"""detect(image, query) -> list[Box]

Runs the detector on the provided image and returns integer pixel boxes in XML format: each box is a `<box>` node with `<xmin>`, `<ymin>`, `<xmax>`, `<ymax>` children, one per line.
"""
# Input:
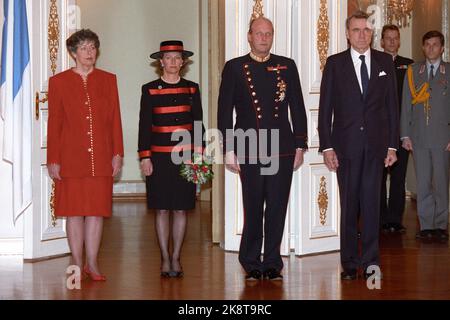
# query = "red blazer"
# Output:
<box><xmin>47</xmin><ymin>68</ymin><xmax>124</xmax><ymax>177</ymax></box>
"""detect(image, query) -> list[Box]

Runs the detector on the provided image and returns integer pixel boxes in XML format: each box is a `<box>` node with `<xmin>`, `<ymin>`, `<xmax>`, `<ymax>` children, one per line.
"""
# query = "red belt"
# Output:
<box><xmin>143</xmin><ymin>145</ymin><xmax>204</xmax><ymax>154</ymax></box>
<box><xmin>152</xmin><ymin>124</ymin><xmax>192</xmax><ymax>133</ymax></box>
<box><xmin>149</xmin><ymin>87</ymin><xmax>196</xmax><ymax>95</ymax></box>
<box><xmin>151</xmin><ymin>144</ymin><xmax>194</xmax><ymax>153</ymax></box>
<box><xmin>153</xmin><ymin>105</ymin><xmax>191</xmax><ymax>114</ymax></box>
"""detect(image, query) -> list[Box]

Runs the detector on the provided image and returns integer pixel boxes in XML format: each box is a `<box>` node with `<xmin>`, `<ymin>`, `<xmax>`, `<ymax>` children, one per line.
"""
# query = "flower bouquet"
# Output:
<box><xmin>180</xmin><ymin>152</ymin><xmax>214</xmax><ymax>185</ymax></box>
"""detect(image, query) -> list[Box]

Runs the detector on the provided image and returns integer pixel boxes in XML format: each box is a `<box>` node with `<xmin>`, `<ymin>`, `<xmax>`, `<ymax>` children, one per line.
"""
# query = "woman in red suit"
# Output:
<box><xmin>47</xmin><ymin>29</ymin><xmax>124</xmax><ymax>281</ymax></box>
<box><xmin>138</xmin><ymin>41</ymin><xmax>204</xmax><ymax>277</ymax></box>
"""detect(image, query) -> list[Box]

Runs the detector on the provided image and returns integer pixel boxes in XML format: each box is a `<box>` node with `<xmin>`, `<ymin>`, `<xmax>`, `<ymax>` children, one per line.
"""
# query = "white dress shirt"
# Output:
<box><xmin>426</xmin><ymin>58</ymin><xmax>441</xmax><ymax>79</ymax></box>
<box><xmin>350</xmin><ymin>47</ymin><xmax>371</xmax><ymax>94</ymax></box>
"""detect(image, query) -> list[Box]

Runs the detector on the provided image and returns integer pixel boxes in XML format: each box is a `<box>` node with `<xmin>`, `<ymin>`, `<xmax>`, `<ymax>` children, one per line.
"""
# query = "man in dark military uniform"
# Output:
<box><xmin>379</xmin><ymin>24</ymin><xmax>414</xmax><ymax>233</ymax></box>
<box><xmin>218</xmin><ymin>17</ymin><xmax>308</xmax><ymax>281</ymax></box>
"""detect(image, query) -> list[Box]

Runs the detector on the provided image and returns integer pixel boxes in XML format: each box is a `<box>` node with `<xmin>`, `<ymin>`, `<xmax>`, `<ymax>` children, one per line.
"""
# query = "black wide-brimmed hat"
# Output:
<box><xmin>150</xmin><ymin>40</ymin><xmax>194</xmax><ymax>59</ymax></box>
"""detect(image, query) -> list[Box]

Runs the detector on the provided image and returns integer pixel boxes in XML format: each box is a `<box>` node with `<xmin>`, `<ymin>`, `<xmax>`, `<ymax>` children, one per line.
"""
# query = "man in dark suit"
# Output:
<box><xmin>318</xmin><ymin>11</ymin><xmax>399</xmax><ymax>280</ymax></box>
<box><xmin>218</xmin><ymin>17</ymin><xmax>308</xmax><ymax>281</ymax></box>
<box><xmin>379</xmin><ymin>25</ymin><xmax>414</xmax><ymax>233</ymax></box>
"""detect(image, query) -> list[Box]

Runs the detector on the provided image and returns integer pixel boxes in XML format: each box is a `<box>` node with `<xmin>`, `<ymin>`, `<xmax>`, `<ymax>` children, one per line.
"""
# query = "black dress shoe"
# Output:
<box><xmin>416</xmin><ymin>229</ymin><xmax>434</xmax><ymax>239</ymax></box>
<box><xmin>363</xmin><ymin>266</ymin><xmax>383</xmax><ymax>280</ymax></box>
<box><xmin>245</xmin><ymin>270</ymin><xmax>262</xmax><ymax>281</ymax></box>
<box><xmin>357</xmin><ymin>231</ymin><xmax>361</xmax><ymax>239</ymax></box>
<box><xmin>434</xmin><ymin>229</ymin><xmax>449</xmax><ymax>241</ymax></box>
<box><xmin>340</xmin><ymin>269</ymin><xmax>357</xmax><ymax>280</ymax></box>
<box><xmin>263</xmin><ymin>268</ymin><xmax>283</xmax><ymax>281</ymax></box>
<box><xmin>391</xmin><ymin>223</ymin><xmax>406</xmax><ymax>233</ymax></box>
<box><xmin>382</xmin><ymin>223</ymin><xmax>406</xmax><ymax>233</ymax></box>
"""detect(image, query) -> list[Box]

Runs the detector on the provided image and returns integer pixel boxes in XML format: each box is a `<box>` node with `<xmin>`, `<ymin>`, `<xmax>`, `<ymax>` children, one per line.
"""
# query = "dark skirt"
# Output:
<box><xmin>146</xmin><ymin>153</ymin><xmax>196</xmax><ymax>210</ymax></box>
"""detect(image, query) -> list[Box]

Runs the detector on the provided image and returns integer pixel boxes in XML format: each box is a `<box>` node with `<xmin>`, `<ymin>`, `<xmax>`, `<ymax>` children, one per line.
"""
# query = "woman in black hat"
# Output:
<box><xmin>138</xmin><ymin>41</ymin><xmax>205</xmax><ymax>278</ymax></box>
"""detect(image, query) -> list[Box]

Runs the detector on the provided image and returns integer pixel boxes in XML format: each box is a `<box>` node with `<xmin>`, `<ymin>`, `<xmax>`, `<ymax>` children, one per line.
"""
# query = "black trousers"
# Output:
<box><xmin>238</xmin><ymin>156</ymin><xmax>294</xmax><ymax>273</ymax></box>
<box><xmin>380</xmin><ymin>145</ymin><xmax>409</xmax><ymax>225</ymax></box>
<box><xmin>337</xmin><ymin>146</ymin><xmax>384</xmax><ymax>270</ymax></box>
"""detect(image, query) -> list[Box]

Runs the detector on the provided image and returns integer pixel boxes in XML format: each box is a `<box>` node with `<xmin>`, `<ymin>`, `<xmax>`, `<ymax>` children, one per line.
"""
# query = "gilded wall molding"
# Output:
<box><xmin>48</xmin><ymin>0</ymin><xmax>60</xmax><ymax>76</ymax></box>
<box><xmin>317</xmin><ymin>176</ymin><xmax>328</xmax><ymax>226</ymax></box>
<box><xmin>50</xmin><ymin>183</ymin><xmax>57</xmax><ymax>227</ymax></box>
<box><xmin>443</xmin><ymin>0</ymin><xmax>449</xmax><ymax>62</ymax></box>
<box><xmin>48</xmin><ymin>0</ymin><xmax>59</xmax><ymax>226</ymax></box>
<box><xmin>317</xmin><ymin>0</ymin><xmax>329</xmax><ymax>72</ymax></box>
<box><xmin>252</xmin><ymin>0</ymin><xmax>264</xmax><ymax>21</ymax></box>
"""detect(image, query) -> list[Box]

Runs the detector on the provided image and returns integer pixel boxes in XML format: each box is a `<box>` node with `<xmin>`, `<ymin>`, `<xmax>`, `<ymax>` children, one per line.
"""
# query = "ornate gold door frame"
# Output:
<box><xmin>443</xmin><ymin>0</ymin><xmax>449</xmax><ymax>62</ymax></box>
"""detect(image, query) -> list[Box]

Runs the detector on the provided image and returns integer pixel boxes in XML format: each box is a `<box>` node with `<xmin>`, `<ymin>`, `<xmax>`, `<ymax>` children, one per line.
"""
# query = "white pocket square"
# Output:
<box><xmin>379</xmin><ymin>71</ymin><xmax>387</xmax><ymax>77</ymax></box>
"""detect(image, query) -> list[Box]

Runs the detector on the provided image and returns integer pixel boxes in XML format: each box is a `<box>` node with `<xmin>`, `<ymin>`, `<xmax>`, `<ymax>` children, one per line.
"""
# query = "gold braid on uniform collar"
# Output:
<box><xmin>250</xmin><ymin>52</ymin><xmax>271</xmax><ymax>63</ymax></box>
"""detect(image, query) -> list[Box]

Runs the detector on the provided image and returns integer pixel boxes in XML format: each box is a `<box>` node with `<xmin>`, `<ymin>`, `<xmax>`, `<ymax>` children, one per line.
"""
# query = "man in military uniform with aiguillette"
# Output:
<box><xmin>401</xmin><ymin>30</ymin><xmax>450</xmax><ymax>241</ymax></box>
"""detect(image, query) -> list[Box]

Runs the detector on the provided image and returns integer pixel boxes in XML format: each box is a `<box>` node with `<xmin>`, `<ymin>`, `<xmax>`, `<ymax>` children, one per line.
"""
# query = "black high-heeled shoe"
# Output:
<box><xmin>160</xmin><ymin>271</ymin><xmax>171</xmax><ymax>278</ymax></box>
<box><xmin>169</xmin><ymin>270</ymin><xmax>184</xmax><ymax>278</ymax></box>
<box><xmin>170</xmin><ymin>259</ymin><xmax>183</xmax><ymax>278</ymax></box>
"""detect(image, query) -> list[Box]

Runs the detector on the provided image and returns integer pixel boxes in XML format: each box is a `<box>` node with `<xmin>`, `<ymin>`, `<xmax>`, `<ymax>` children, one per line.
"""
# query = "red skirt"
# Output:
<box><xmin>54</xmin><ymin>177</ymin><xmax>113</xmax><ymax>217</ymax></box>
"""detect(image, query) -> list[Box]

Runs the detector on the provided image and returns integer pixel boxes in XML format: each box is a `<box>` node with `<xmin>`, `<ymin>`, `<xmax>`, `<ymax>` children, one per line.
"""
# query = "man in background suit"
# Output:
<box><xmin>380</xmin><ymin>25</ymin><xmax>414</xmax><ymax>233</ymax></box>
<box><xmin>401</xmin><ymin>30</ymin><xmax>450</xmax><ymax>241</ymax></box>
<box><xmin>318</xmin><ymin>11</ymin><xmax>398</xmax><ymax>280</ymax></box>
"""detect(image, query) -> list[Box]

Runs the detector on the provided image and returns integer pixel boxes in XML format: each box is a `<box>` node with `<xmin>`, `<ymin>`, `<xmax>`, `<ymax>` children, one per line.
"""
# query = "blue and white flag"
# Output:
<box><xmin>0</xmin><ymin>0</ymin><xmax>32</xmax><ymax>224</ymax></box>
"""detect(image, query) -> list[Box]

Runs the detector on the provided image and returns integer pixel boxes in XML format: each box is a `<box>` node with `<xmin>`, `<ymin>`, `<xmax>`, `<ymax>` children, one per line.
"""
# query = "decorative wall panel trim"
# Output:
<box><xmin>309</xmin><ymin>165</ymin><xmax>339</xmax><ymax>239</ymax></box>
<box><xmin>49</xmin><ymin>183</ymin><xmax>56</xmax><ymax>227</ymax></box>
<box><xmin>317</xmin><ymin>176</ymin><xmax>328</xmax><ymax>225</ymax></box>
<box><xmin>317</xmin><ymin>0</ymin><xmax>330</xmax><ymax>71</ymax></box>
<box><xmin>443</xmin><ymin>0</ymin><xmax>449</xmax><ymax>62</ymax></box>
<box><xmin>41</xmin><ymin>167</ymin><xmax>66</xmax><ymax>241</ymax></box>
<box><xmin>48</xmin><ymin>0</ymin><xmax>60</xmax><ymax>76</ymax></box>
<box><xmin>252</xmin><ymin>0</ymin><xmax>264</xmax><ymax>20</ymax></box>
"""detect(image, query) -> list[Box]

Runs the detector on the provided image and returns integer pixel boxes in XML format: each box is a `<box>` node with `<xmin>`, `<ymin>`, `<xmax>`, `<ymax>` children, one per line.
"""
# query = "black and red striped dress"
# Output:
<box><xmin>138</xmin><ymin>78</ymin><xmax>204</xmax><ymax>210</ymax></box>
